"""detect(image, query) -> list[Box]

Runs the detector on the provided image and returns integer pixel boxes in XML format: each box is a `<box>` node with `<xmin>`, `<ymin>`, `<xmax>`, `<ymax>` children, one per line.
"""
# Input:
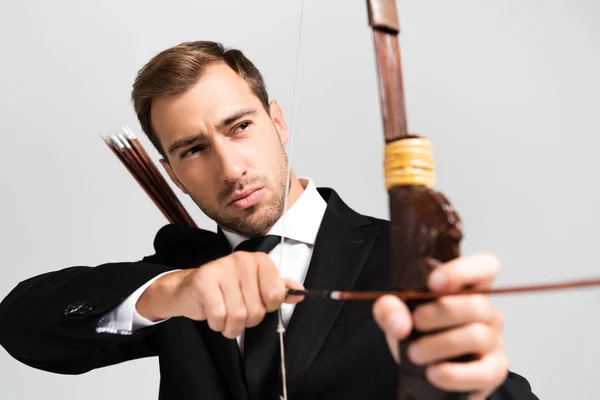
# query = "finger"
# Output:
<box><xmin>218</xmin><ymin>272</ymin><xmax>248</xmax><ymax>339</ymax></box>
<box><xmin>425</xmin><ymin>350</ymin><xmax>508</xmax><ymax>393</ymax></box>
<box><xmin>372</xmin><ymin>295</ymin><xmax>413</xmax><ymax>363</ymax></box>
<box><xmin>408</xmin><ymin>322</ymin><xmax>500</xmax><ymax>366</ymax></box>
<box><xmin>256</xmin><ymin>253</ymin><xmax>286</xmax><ymax>312</ymax></box>
<box><xmin>428</xmin><ymin>253</ymin><xmax>500</xmax><ymax>293</ymax></box>
<box><xmin>238</xmin><ymin>257</ymin><xmax>265</xmax><ymax>328</ymax></box>
<box><xmin>283</xmin><ymin>278</ymin><xmax>305</xmax><ymax>304</ymax></box>
<box><xmin>413</xmin><ymin>294</ymin><xmax>504</xmax><ymax>332</ymax></box>
<box><xmin>197</xmin><ymin>276</ymin><xmax>227</xmax><ymax>333</ymax></box>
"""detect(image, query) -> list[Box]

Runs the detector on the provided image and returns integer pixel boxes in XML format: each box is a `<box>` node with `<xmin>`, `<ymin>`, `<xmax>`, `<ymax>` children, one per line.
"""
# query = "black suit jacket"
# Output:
<box><xmin>0</xmin><ymin>188</ymin><xmax>538</xmax><ymax>399</ymax></box>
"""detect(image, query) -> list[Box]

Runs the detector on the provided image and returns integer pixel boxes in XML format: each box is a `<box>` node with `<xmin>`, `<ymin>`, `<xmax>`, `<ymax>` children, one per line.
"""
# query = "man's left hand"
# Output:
<box><xmin>372</xmin><ymin>253</ymin><xmax>509</xmax><ymax>400</ymax></box>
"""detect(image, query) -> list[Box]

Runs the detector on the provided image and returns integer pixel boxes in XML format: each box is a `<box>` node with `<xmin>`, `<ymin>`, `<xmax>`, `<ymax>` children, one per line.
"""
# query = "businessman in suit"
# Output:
<box><xmin>0</xmin><ymin>41</ymin><xmax>538</xmax><ymax>399</ymax></box>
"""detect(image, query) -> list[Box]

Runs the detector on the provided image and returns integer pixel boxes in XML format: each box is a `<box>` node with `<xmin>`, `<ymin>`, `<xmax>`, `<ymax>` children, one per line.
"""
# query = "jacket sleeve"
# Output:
<box><xmin>489</xmin><ymin>371</ymin><xmax>540</xmax><ymax>399</ymax></box>
<box><xmin>96</xmin><ymin>269</ymin><xmax>181</xmax><ymax>334</ymax></box>
<box><xmin>0</xmin><ymin>254</ymin><xmax>176</xmax><ymax>375</ymax></box>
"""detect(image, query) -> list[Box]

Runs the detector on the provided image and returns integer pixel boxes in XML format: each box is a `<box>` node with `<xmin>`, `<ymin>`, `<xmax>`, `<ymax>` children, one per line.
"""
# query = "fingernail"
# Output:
<box><xmin>387</xmin><ymin>313</ymin><xmax>407</xmax><ymax>336</ymax></box>
<box><xmin>429</xmin><ymin>270</ymin><xmax>447</xmax><ymax>291</ymax></box>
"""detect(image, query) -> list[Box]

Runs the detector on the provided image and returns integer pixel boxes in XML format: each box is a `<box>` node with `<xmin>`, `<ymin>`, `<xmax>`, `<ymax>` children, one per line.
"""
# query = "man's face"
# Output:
<box><xmin>151</xmin><ymin>62</ymin><xmax>290</xmax><ymax>237</ymax></box>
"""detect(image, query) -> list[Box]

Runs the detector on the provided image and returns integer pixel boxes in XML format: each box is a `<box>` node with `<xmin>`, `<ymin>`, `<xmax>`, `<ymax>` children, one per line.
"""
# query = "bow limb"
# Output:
<box><xmin>365</xmin><ymin>1</ymin><xmax>471</xmax><ymax>399</ymax></box>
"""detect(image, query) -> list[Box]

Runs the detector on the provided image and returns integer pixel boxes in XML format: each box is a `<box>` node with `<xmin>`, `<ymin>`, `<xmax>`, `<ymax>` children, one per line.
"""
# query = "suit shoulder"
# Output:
<box><xmin>151</xmin><ymin>224</ymin><xmax>222</xmax><ymax>266</ymax></box>
<box><xmin>364</xmin><ymin>215</ymin><xmax>390</xmax><ymax>229</ymax></box>
<box><xmin>358</xmin><ymin>213</ymin><xmax>390</xmax><ymax>238</ymax></box>
<box><xmin>153</xmin><ymin>223</ymin><xmax>216</xmax><ymax>248</ymax></box>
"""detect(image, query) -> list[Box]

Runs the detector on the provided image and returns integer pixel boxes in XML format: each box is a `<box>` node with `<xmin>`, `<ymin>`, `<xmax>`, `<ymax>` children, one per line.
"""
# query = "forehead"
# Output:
<box><xmin>150</xmin><ymin>62</ymin><xmax>262</xmax><ymax>144</ymax></box>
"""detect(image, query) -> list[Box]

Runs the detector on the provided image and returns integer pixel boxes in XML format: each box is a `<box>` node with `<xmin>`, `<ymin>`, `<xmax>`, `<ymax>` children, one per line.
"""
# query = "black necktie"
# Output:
<box><xmin>233</xmin><ymin>235</ymin><xmax>282</xmax><ymax>400</ymax></box>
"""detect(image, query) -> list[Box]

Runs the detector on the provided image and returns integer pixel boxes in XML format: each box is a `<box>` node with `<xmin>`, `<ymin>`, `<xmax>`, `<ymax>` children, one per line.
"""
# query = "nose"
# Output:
<box><xmin>213</xmin><ymin>139</ymin><xmax>246</xmax><ymax>183</ymax></box>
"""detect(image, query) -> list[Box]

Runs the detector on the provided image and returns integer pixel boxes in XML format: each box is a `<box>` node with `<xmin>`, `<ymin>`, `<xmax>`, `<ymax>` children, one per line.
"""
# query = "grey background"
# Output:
<box><xmin>1</xmin><ymin>0</ymin><xmax>598</xmax><ymax>398</ymax></box>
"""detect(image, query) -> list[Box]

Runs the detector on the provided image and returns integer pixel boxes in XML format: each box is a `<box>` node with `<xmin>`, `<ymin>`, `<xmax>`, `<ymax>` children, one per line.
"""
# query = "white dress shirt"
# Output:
<box><xmin>96</xmin><ymin>177</ymin><xmax>327</xmax><ymax>347</ymax></box>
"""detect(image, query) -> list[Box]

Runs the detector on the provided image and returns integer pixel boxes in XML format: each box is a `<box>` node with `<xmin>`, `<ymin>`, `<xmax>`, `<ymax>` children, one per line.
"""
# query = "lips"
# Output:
<box><xmin>227</xmin><ymin>187</ymin><xmax>264</xmax><ymax>209</ymax></box>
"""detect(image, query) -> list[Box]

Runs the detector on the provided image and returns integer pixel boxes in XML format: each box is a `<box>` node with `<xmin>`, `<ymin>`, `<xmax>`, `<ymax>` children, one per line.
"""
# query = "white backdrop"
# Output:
<box><xmin>1</xmin><ymin>0</ymin><xmax>599</xmax><ymax>399</ymax></box>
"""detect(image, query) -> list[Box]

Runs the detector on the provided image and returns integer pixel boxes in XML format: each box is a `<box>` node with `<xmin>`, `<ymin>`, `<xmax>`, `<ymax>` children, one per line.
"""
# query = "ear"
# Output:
<box><xmin>160</xmin><ymin>158</ymin><xmax>189</xmax><ymax>195</ymax></box>
<box><xmin>269</xmin><ymin>99</ymin><xmax>288</xmax><ymax>145</ymax></box>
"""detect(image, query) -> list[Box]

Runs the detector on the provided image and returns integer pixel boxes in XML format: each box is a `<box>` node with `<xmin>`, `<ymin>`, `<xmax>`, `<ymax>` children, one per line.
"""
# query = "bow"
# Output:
<box><xmin>365</xmin><ymin>0</ymin><xmax>469</xmax><ymax>398</ymax></box>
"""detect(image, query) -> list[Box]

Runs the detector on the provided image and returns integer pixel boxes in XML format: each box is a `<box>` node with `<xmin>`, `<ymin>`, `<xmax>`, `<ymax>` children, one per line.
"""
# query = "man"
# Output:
<box><xmin>0</xmin><ymin>41</ymin><xmax>537</xmax><ymax>400</ymax></box>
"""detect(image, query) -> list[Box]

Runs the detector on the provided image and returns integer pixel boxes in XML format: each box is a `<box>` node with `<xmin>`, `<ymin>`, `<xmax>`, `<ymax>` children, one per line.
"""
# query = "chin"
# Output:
<box><xmin>242</xmin><ymin>205</ymin><xmax>281</xmax><ymax>231</ymax></box>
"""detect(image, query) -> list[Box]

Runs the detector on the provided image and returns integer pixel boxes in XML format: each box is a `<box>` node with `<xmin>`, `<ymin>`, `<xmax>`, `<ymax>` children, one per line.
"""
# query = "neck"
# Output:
<box><xmin>252</xmin><ymin>169</ymin><xmax>304</xmax><ymax>236</ymax></box>
<box><xmin>284</xmin><ymin>169</ymin><xmax>305</xmax><ymax>212</ymax></box>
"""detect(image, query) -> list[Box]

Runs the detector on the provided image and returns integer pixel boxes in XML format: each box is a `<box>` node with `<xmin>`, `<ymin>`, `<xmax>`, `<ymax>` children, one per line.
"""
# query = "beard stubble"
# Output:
<box><xmin>189</xmin><ymin>143</ymin><xmax>290</xmax><ymax>238</ymax></box>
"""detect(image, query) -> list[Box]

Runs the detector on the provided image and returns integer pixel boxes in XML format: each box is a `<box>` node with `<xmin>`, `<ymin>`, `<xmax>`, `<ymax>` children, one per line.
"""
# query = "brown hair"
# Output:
<box><xmin>131</xmin><ymin>41</ymin><xmax>270</xmax><ymax>157</ymax></box>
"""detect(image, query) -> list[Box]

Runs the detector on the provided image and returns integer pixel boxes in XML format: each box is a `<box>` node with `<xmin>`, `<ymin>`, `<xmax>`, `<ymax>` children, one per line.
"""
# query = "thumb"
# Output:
<box><xmin>372</xmin><ymin>295</ymin><xmax>413</xmax><ymax>363</ymax></box>
<box><xmin>283</xmin><ymin>278</ymin><xmax>305</xmax><ymax>304</ymax></box>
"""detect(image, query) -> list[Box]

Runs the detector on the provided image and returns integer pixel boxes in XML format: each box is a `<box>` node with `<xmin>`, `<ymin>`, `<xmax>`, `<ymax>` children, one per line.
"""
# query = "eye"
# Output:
<box><xmin>234</xmin><ymin>120</ymin><xmax>252</xmax><ymax>133</ymax></box>
<box><xmin>180</xmin><ymin>145</ymin><xmax>205</xmax><ymax>159</ymax></box>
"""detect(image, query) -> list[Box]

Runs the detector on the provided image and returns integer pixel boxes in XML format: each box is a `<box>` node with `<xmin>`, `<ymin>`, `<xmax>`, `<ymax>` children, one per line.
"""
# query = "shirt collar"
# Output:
<box><xmin>221</xmin><ymin>177</ymin><xmax>327</xmax><ymax>250</ymax></box>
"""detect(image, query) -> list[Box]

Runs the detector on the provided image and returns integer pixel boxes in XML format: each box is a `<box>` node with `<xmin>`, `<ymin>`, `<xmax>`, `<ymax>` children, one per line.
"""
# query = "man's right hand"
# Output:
<box><xmin>136</xmin><ymin>251</ymin><xmax>305</xmax><ymax>338</ymax></box>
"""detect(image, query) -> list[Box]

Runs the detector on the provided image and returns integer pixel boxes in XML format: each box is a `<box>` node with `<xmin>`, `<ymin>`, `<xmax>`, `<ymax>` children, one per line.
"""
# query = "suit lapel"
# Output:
<box><xmin>283</xmin><ymin>200</ymin><xmax>379</xmax><ymax>399</ymax></box>
<box><xmin>202</xmin><ymin>328</ymin><xmax>249</xmax><ymax>400</ymax></box>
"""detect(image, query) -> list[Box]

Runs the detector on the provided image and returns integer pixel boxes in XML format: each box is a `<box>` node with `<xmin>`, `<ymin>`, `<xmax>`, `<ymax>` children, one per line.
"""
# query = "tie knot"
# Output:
<box><xmin>234</xmin><ymin>234</ymin><xmax>281</xmax><ymax>254</ymax></box>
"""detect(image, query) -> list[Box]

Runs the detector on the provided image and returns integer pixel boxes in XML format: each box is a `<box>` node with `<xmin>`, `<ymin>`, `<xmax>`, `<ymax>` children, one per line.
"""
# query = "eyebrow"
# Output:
<box><xmin>167</xmin><ymin>134</ymin><xmax>208</xmax><ymax>155</ymax></box>
<box><xmin>166</xmin><ymin>108</ymin><xmax>258</xmax><ymax>156</ymax></box>
<box><xmin>215</xmin><ymin>108</ymin><xmax>257</xmax><ymax>131</ymax></box>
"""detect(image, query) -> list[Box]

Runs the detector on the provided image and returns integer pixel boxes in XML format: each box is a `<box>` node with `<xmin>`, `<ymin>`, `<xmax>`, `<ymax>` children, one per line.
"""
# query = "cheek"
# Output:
<box><xmin>259</xmin><ymin>144</ymin><xmax>284</xmax><ymax>177</ymax></box>
<box><xmin>175</xmin><ymin>165</ymin><xmax>212</xmax><ymax>195</ymax></box>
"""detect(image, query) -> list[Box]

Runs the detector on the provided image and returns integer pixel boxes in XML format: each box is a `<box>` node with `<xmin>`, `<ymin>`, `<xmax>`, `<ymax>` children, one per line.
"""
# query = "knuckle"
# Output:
<box><xmin>246</xmin><ymin>306</ymin><xmax>266</xmax><ymax>326</ymax></box>
<box><xmin>211</xmin><ymin>307</ymin><xmax>227</xmax><ymax>321</ymax></box>
<box><xmin>231</xmin><ymin>307</ymin><xmax>248</xmax><ymax>323</ymax></box>
<box><xmin>196</xmin><ymin>264</ymin><xmax>224</xmax><ymax>286</ymax></box>
<box><xmin>230</xmin><ymin>252</ymin><xmax>248</xmax><ymax>266</ymax></box>
<box><xmin>228</xmin><ymin>251</ymin><xmax>252</xmax><ymax>271</ymax></box>
<box><xmin>245</xmin><ymin>302</ymin><xmax>262</xmax><ymax>315</ymax></box>
<box><xmin>233</xmin><ymin>255</ymin><xmax>247</xmax><ymax>269</ymax></box>
<box><xmin>469</xmin><ymin>323</ymin><xmax>493</xmax><ymax>350</ymax></box>
<box><xmin>207</xmin><ymin>315</ymin><xmax>224</xmax><ymax>332</ymax></box>
<box><xmin>469</xmin><ymin>294</ymin><xmax>490</xmax><ymax>317</ymax></box>
<box><xmin>213</xmin><ymin>256</ymin><xmax>231</xmax><ymax>270</ymax></box>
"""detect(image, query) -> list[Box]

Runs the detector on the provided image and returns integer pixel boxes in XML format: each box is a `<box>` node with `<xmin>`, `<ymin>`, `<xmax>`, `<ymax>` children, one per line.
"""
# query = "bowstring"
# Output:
<box><xmin>276</xmin><ymin>0</ymin><xmax>306</xmax><ymax>399</ymax></box>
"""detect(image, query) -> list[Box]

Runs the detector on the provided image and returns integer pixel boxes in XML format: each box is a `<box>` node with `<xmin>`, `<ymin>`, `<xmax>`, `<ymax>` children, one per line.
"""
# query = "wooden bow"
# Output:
<box><xmin>366</xmin><ymin>0</ymin><xmax>476</xmax><ymax>398</ymax></box>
